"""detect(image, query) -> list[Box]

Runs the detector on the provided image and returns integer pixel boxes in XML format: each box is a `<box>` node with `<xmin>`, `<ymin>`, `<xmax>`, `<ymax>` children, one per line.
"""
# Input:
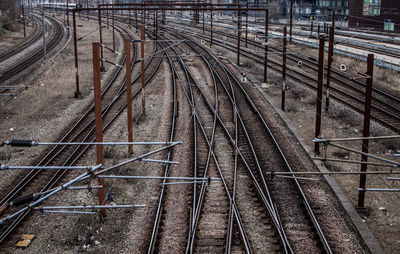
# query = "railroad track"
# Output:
<box><xmin>0</xmin><ymin>14</ymin><xmax>63</xmax><ymax>85</ymax></box>
<box><xmin>0</xmin><ymin>17</ymin><xmax>42</xmax><ymax>63</ymax></box>
<box><xmin>204</xmin><ymin>17</ymin><xmax>400</xmax><ymax>58</ymax></box>
<box><xmin>0</xmin><ymin>21</ymin><xmax>163</xmax><ymax>245</ymax></box>
<box><xmin>171</xmin><ymin>22</ymin><xmax>400</xmax><ymax>133</ymax></box>
<box><xmin>143</xmin><ymin>23</ymin><xmax>334</xmax><ymax>252</ymax></box>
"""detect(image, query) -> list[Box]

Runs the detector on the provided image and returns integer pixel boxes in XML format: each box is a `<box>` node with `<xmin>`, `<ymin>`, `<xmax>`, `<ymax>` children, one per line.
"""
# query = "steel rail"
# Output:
<box><xmin>190</xmin><ymin>30</ymin><xmax>400</xmax><ymax>133</ymax></box>
<box><xmin>186</xmin><ymin>34</ymin><xmax>329</xmax><ymax>252</ymax></box>
<box><xmin>167</xmin><ymin>30</ymin><xmax>292</xmax><ymax>253</ymax></box>
<box><xmin>168</xmin><ymin>43</ymin><xmax>252</xmax><ymax>253</ymax></box>
<box><xmin>147</xmin><ymin>35</ymin><xmax>177</xmax><ymax>254</ymax></box>
<box><xmin>0</xmin><ymin>16</ymin><xmax>42</xmax><ymax>62</ymax></box>
<box><xmin>0</xmin><ymin>14</ymin><xmax>63</xmax><ymax>84</ymax></box>
<box><xmin>0</xmin><ymin>19</ymin><xmax>165</xmax><ymax>243</ymax></box>
<box><xmin>171</xmin><ymin>19</ymin><xmax>400</xmax><ymax>107</ymax></box>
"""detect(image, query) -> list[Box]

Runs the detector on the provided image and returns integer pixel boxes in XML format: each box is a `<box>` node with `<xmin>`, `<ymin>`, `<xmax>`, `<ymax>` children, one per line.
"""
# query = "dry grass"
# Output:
<box><xmin>332</xmin><ymin>149</ymin><xmax>350</xmax><ymax>158</ymax></box>
<box><xmin>286</xmin><ymin>100</ymin><xmax>298</xmax><ymax>113</ymax></box>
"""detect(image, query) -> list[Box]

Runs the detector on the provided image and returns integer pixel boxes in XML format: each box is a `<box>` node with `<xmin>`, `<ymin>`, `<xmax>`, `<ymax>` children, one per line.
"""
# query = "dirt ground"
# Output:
<box><xmin>0</xmin><ymin>12</ymin><xmax>399</xmax><ymax>253</ymax></box>
<box><xmin>225</xmin><ymin>40</ymin><xmax>400</xmax><ymax>252</ymax></box>
<box><xmin>0</xmin><ymin>24</ymin><xmax>29</xmax><ymax>54</ymax></box>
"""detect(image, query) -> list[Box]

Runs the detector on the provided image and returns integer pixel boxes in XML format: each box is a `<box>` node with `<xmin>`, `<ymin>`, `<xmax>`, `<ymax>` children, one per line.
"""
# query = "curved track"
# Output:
<box><xmin>0</xmin><ymin>14</ymin><xmax>63</xmax><ymax>84</ymax></box>
<box><xmin>173</xmin><ymin>22</ymin><xmax>400</xmax><ymax>133</ymax></box>
<box><xmin>145</xmin><ymin>23</ymin><xmax>333</xmax><ymax>253</ymax></box>
<box><xmin>0</xmin><ymin>21</ymin><xmax>163</xmax><ymax>245</ymax></box>
<box><xmin>0</xmin><ymin>17</ymin><xmax>42</xmax><ymax>63</ymax></box>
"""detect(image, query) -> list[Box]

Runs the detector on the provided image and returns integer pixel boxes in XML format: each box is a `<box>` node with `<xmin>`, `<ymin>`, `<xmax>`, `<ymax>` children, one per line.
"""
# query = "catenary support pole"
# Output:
<box><xmin>245</xmin><ymin>2</ymin><xmax>248</xmax><ymax>47</ymax></box>
<box><xmin>22</xmin><ymin>5</ymin><xmax>26</xmax><ymax>38</ymax></box>
<box><xmin>210</xmin><ymin>4</ymin><xmax>213</xmax><ymax>46</ymax></box>
<box><xmin>106</xmin><ymin>1</ymin><xmax>109</xmax><ymax>29</ymax></box>
<box><xmin>92</xmin><ymin>42</ymin><xmax>106</xmax><ymax>216</ymax></box>
<box><xmin>73</xmin><ymin>11</ymin><xmax>82</xmax><ymax>98</ymax></box>
<box><xmin>125</xmin><ymin>39</ymin><xmax>134</xmax><ymax>155</ymax></box>
<box><xmin>112</xmin><ymin>5</ymin><xmax>115</xmax><ymax>51</ymax></box>
<box><xmin>263</xmin><ymin>9</ymin><xmax>268</xmax><ymax>83</ymax></box>
<box><xmin>41</xmin><ymin>5</ymin><xmax>47</xmax><ymax>63</ymax></box>
<box><xmin>155</xmin><ymin>10</ymin><xmax>158</xmax><ymax>39</ymax></box>
<box><xmin>314</xmin><ymin>35</ymin><xmax>325</xmax><ymax>155</ymax></box>
<box><xmin>87</xmin><ymin>0</ymin><xmax>89</xmax><ymax>20</ymax></box>
<box><xmin>66</xmin><ymin>0</ymin><xmax>70</xmax><ymax>36</ymax></box>
<box><xmin>98</xmin><ymin>2</ymin><xmax>105</xmax><ymax>71</ymax></box>
<box><xmin>289</xmin><ymin>0</ymin><xmax>293</xmax><ymax>42</ymax></box>
<box><xmin>358</xmin><ymin>54</ymin><xmax>374</xmax><ymax>209</ymax></box>
<box><xmin>202</xmin><ymin>3</ymin><xmax>204</xmax><ymax>34</ymax></box>
<box><xmin>325</xmin><ymin>24</ymin><xmax>334</xmax><ymax>111</ymax></box>
<box><xmin>237</xmin><ymin>4</ymin><xmax>241</xmax><ymax>66</ymax></box>
<box><xmin>141</xmin><ymin>18</ymin><xmax>146</xmax><ymax>116</ymax></box>
<box><xmin>281</xmin><ymin>27</ymin><xmax>287</xmax><ymax>111</ymax></box>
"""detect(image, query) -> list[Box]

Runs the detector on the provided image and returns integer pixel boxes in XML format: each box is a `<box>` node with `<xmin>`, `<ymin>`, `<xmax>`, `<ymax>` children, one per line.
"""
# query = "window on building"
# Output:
<box><xmin>363</xmin><ymin>0</ymin><xmax>381</xmax><ymax>16</ymax></box>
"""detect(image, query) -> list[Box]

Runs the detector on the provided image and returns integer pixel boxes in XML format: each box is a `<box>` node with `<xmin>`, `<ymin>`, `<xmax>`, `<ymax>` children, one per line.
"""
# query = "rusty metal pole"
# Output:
<box><xmin>325</xmin><ymin>25</ymin><xmax>334</xmax><ymax>111</ymax></box>
<box><xmin>155</xmin><ymin>10</ymin><xmax>158</xmax><ymax>39</ymax></box>
<box><xmin>210</xmin><ymin>5</ymin><xmax>213</xmax><ymax>47</ymax></box>
<box><xmin>135</xmin><ymin>8</ymin><xmax>138</xmax><ymax>28</ymax></box>
<box><xmin>92</xmin><ymin>42</ymin><xmax>106</xmax><ymax>216</ymax></box>
<box><xmin>22</xmin><ymin>5</ymin><xmax>26</xmax><ymax>38</ymax></box>
<box><xmin>153</xmin><ymin>10</ymin><xmax>156</xmax><ymax>38</ymax></box>
<box><xmin>202</xmin><ymin>3</ymin><xmax>204</xmax><ymax>34</ymax></box>
<box><xmin>314</xmin><ymin>35</ymin><xmax>325</xmax><ymax>155</ymax></box>
<box><xmin>106</xmin><ymin>3</ymin><xmax>109</xmax><ymax>29</ymax></box>
<box><xmin>263</xmin><ymin>9</ymin><xmax>268</xmax><ymax>83</ymax></box>
<box><xmin>281</xmin><ymin>27</ymin><xmax>287</xmax><ymax>111</ymax></box>
<box><xmin>129</xmin><ymin>4</ymin><xmax>131</xmax><ymax>28</ymax></box>
<box><xmin>87</xmin><ymin>0</ymin><xmax>89</xmax><ymax>20</ymax></box>
<box><xmin>245</xmin><ymin>3</ymin><xmax>248</xmax><ymax>48</ymax></box>
<box><xmin>112</xmin><ymin>5</ymin><xmax>115</xmax><ymax>51</ymax></box>
<box><xmin>237</xmin><ymin>4</ymin><xmax>241</xmax><ymax>66</ymax></box>
<box><xmin>358</xmin><ymin>54</ymin><xmax>374</xmax><ymax>209</ymax></box>
<box><xmin>289</xmin><ymin>0</ymin><xmax>293</xmax><ymax>42</ymax></box>
<box><xmin>73</xmin><ymin>11</ymin><xmax>82</xmax><ymax>98</ymax></box>
<box><xmin>66</xmin><ymin>0</ymin><xmax>70</xmax><ymax>36</ymax></box>
<box><xmin>98</xmin><ymin>2</ymin><xmax>105</xmax><ymax>72</ymax></box>
<box><xmin>141</xmin><ymin>19</ymin><xmax>146</xmax><ymax>116</ymax></box>
<box><xmin>125</xmin><ymin>39</ymin><xmax>134</xmax><ymax>155</ymax></box>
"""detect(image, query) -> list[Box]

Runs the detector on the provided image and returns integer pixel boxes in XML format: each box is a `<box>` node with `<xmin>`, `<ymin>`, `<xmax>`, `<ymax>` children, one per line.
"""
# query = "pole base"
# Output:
<box><xmin>74</xmin><ymin>91</ymin><xmax>82</xmax><ymax>99</ymax></box>
<box><xmin>100</xmin><ymin>66</ymin><xmax>106</xmax><ymax>72</ymax></box>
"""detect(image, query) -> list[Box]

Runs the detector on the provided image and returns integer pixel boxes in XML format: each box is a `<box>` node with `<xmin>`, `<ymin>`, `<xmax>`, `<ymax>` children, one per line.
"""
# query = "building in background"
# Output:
<box><xmin>349</xmin><ymin>0</ymin><xmax>400</xmax><ymax>32</ymax></box>
<box><xmin>280</xmin><ymin>0</ymin><xmax>348</xmax><ymax>19</ymax></box>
